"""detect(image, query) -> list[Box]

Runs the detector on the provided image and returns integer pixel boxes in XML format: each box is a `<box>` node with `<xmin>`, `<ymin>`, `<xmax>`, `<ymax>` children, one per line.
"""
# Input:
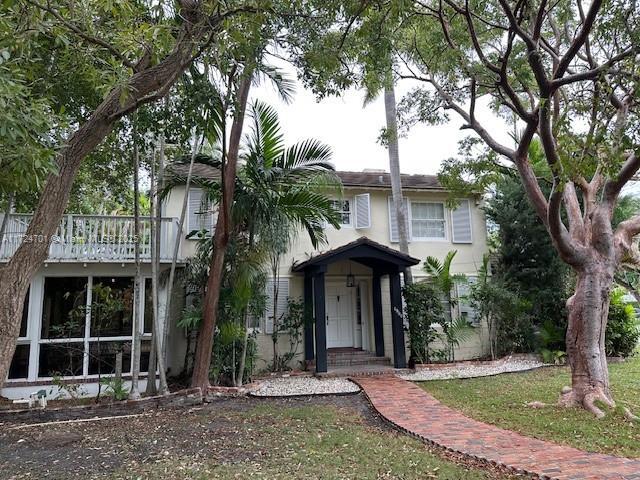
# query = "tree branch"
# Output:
<box><xmin>604</xmin><ymin>152</ymin><xmax>640</xmax><ymax>203</ymax></box>
<box><xmin>427</xmin><ymin>75</ymin><xmax>515</xmax><ymax>159</ymax></box>
<box><xmin>25</xmin><ymin>0</ymin><xmax>137</xmax><ymax>70</ymax></box>
<box><xmin>553</xmin><ymin>0</ymin><xmax>603</xmax><ymax>79</ymax></box>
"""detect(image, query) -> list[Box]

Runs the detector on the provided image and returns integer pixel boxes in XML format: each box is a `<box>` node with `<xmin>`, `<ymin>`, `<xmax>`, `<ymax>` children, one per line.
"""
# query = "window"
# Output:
<box><xmin>19</xmin><ymin>289</ymin><xmax>29</xmax><ymax>338</ymax></box>
<box><xmin>91</xmin><ymin>277</ymin><xmax>134</xmax><ymax>337</ymax></box>
<box><xmin>8</xmin><ymin>289</ymin><xmax>31</xmax><ymax>379</ymax></box>
<box><xmin>411</xmin><ymin>202</ymin><xmax>446</xmax><ymax>240</ymax></box>
<box><xmin>35</xmin><ymin>276</ymin><xmax>147</xmax><ymax>379</ymax></box>
<box><xmin>330</xmin><ymin>199</ymin><xmax>352</xmax><ymax>226</ymax></box>
<box><xmin>41</xmin><ymin>277</ymin><xmax>88</xmax><ymax>339</ymax></box>
<box><xmin>143</xmin><ymin>278</ymin><xmax>154</xmax><ymax>334</ymax></box>
<box><xmin>88</xmin><ymin>341</ymin><xmax>132</xmax><ymax>375</ymax></box>
<box><xmin>8</xmin><ymin>344</ymin><xmax>30</xmax><ymax>379</ymax></box>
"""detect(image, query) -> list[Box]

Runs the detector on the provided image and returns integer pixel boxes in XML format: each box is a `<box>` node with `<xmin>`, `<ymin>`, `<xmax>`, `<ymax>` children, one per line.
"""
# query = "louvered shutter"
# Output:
<box><xmin>457</xmin><ymin>278</ymin><xmax>478</xmax><ymax>325</ymax></box>
<box><xmin>388</xmin><ymin>196</ymin><xmax>408</xmax><ymax>243</ymax></box>
<box><xmin>354</xmin><ymin>194</ymin><xmax>371</xmax><ymax>229</ymax></box>
<box><xmin>187</xmin><ymin>188</ymin><xmax>213</xmax><ymax>235</ymax></box>
<box><xmin>451</xmin><ymin>199</ymin><xmax>473</xmax><ymax>243</ymax></box>
<box><xmin>264</xmin><ymin>278</ymin><xmax>290</xmax><ymax>334</ymax></box>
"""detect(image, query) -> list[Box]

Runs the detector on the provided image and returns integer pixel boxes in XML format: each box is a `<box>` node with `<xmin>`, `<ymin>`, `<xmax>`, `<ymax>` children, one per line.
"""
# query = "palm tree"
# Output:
<box><xmin>384</xmin><ymin>83</ymin><xmax>412</xmax><ymax>284</ymax></box>
<box><xmin>423</xmin><ymin>250</ymin><xmax>471</xmax><ymax>361</ymax></box>
<box><xmin>423</xmin><ymin>251</ymin><xmax>467</xmax><ymax>310</ymax></box>
<box><xmin>164</xmin><ymin>100</ymin><xmax>340</xmax><ymax>384</ymax></box>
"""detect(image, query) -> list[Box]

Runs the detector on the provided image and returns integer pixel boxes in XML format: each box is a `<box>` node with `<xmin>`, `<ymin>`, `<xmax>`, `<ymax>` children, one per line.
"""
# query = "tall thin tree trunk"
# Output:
<box><xmin>0</xmin><ymin>193</ymin><xmax>14</xmax><ymax>248</ymax></box>
<box><xmin>384</xmin><ymin>83</ymin><xmax>412</xmax><ymax>284</ymax></box>
<box><xmin>129</xmin><ymin>141</ymin><xmax>142</xmax><ymax>400</ymax></box>
<box><xmin>146</xmin><ymin>147</ymin><xmax>159</xmax><ymax>396</ymax></box>
<box><xmin>236</xmin><ymin>310</ymin><xmax>250</xmax><ymax>386</ymax></box>
<box><xmin>154</xmin><ymin>136</ymin><xmax>169</xmax><ymax>395</ymax></box>
<box><xmin>163</xmin><ymin>133</ymin><xmax>202</xmax><ymax>375</ymax></box>
<box><xmin>560</xmin><ymin>264</ymin><xmax>616</xmax><ymax>418</ymax></box>
<box><xmin>236</xmin><ymin>227</ymin><xmax>255</xmax><ymax>386</ymax></box>
<box><xmin>191</xmin><ymin>72</ymin><xmax>252</xmax><ymax>391</ymax></box>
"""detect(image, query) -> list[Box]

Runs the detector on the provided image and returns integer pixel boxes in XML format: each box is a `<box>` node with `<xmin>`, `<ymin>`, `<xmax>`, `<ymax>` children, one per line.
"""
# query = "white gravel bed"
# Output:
<box><xmin>252</xmin><ymin>376</ymin><xmax>361</xmax><ymax>397</ymax></box>
<box><xmin>399</xmin><ymin>358</ymin><xmax>545</xmax><ymax>381</ymax></box>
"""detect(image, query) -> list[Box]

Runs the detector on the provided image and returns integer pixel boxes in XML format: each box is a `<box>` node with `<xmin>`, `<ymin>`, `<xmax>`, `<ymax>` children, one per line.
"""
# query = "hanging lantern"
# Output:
<box><xmin>346</xmin><ymin>273</ymin><xmax>355</xmax><ymax>288</ymax></box>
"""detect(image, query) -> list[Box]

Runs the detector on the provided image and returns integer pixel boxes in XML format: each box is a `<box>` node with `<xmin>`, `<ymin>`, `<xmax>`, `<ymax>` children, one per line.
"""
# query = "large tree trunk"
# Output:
<box><xmin>0</xmin><ymin>12</ymin><xmax>211</xmax><ymax>387</ymax></box>
<box><xmin>190</xmin><ymin>72</ymin><xmax>252</xmax><ymax>391</ymax></box>
<box><xmin>560</xmin><ymin>264</ymin><xmax>616</xmax><ymax>418</ymax></box>
<box><xmin>384</xmin><ymin>83</ymin><xmax>412</xmax><ymax>285</ymax></box>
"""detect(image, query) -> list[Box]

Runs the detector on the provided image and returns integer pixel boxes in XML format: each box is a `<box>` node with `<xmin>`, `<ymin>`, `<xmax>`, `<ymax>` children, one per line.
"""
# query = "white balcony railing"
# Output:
<box><xmin>0</xmin><ymin>214</ymin><xmax>180</xmax><ymax>262</ymax></box>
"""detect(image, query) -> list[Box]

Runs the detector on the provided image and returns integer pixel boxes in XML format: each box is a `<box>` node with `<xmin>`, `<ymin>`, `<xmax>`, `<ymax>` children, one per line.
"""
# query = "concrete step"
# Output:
<box><xmin>307</xmin><ymin>354</ymin><xmax>391</xmax><ymax>368</ymax></box>
<box><xmin>327</xmin><ymin>351</ymin><xmax>376</xmax><ymax>360</ymax></box>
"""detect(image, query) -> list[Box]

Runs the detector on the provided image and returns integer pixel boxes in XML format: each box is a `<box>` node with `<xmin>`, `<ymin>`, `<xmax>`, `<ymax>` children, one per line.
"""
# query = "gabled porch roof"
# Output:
<box><xmin>292</xmin><ymin>237</ymin><xmax>420</xmax><ymax>273</ymax></box>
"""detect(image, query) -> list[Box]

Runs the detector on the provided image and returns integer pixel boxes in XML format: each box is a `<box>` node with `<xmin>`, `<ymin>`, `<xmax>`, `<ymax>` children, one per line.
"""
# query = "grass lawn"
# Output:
<box><xmin>420</xmin><ymin>355</ymin><xmax>640</xmax><ymax>458</ymax></box>
<box><xmin>1</xmin><ymin>395</ymin><xmax>509</xmax><ymax>479</ymax></box>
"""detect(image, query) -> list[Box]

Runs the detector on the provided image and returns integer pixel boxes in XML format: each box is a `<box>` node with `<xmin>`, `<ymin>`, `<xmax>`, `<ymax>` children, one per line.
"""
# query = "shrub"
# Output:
<box><xmin>606</xmin><ymin>289</ymin><xmax>640</xmax><ymax>358</ymax></box>
<box><xmin>211</xmin><ymin>323</ymin><xmax>257</xmax><ymax>386</ymax></box>
<box><xmin>470</xmin><ymin>255</ymin><xmax>534</xmax><ymax>358</ymax></box>
<box><xmin>270</xmin><ymin>298</ymin><xmax>307</xmax><ymax>371</ymax></box>
<box><xmin>403</xmin><ymin>282</ymin><xmax>443</xmax><ymax>364</ymax></box>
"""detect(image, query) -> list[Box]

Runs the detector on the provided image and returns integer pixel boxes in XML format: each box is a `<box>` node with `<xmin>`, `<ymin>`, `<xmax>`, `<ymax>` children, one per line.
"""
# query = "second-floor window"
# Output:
<box><xmin>410</xmin><ymin>202</ymin><xmax>446</xmax><ymax>240</ymax></box>
<box><xmin>330</xmin><ymin>199</ymin><xmax>352</xmax><ymax>226</ymax></box>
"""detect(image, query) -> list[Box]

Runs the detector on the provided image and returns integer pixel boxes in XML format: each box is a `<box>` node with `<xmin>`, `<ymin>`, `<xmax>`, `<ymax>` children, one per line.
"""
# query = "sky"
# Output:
<box><xmin>250</xmin><ymin>62</ymin><xmax>513</xmax><ymax>176</ymax></box>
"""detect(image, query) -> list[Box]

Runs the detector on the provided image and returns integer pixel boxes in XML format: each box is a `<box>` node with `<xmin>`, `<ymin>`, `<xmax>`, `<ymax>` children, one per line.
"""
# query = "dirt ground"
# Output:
<box><xmin>0</xmin><ymin>393</ymin><xmax>514</xmax><ymax>480</ymax></box>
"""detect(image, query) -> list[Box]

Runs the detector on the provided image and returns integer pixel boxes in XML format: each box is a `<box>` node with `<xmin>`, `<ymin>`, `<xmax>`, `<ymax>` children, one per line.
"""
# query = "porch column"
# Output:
<box><xmin>303</xmin><ymin>273</ymin><xmax>314</xmax><ymax>362</ymax></box>
<box><xmin>313</xmin><ymin>269</ymin><xmax>327</xmax><ymax>373</ymax></box>
<box><xmin>389</xmin><ymin>271</ymin><xmax>407</xmax><ymax>368</ymax></box>
<box><xmin>372</xmin><ymin>272</ymin><xmax>385</xmax><ymax>357</ymax></box>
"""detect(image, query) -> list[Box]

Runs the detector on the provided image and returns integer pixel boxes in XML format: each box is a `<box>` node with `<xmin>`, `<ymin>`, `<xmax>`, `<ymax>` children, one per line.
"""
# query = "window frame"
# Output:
<box><xmin>329</xmin><ymin>198</ymin><xmax>353</xmax><ymax>228</ymax></box>
<box><xmin>409</xmin><ymin>200</ymin><xmax>448</xmax><ymax>242</ymax></box>
<box><xmin>27</xmin><ymin>275</ymin><xmax>151</xmax><ymax>381</ymax></box>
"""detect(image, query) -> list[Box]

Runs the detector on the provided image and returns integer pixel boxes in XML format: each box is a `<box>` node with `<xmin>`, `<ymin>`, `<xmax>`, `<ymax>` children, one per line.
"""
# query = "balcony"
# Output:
<box><xmin>0</xmin><ymin>214</ymin><xmax>181</xmax><ymax>263</ymax></box>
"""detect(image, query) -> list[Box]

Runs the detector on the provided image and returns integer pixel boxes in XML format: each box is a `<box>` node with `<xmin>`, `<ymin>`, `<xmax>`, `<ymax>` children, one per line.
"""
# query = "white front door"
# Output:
<box><xmin>326</xmin><ymin>285</ymin><xmax>354</xmax><ymax>348</ymax></box>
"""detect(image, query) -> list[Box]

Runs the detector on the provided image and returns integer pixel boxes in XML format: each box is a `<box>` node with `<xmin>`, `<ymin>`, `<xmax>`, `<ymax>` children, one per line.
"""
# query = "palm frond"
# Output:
<box><xmin>255</xmin><ymin>64</ymin><xmax>296</xmax><ymax>104</ymax></box>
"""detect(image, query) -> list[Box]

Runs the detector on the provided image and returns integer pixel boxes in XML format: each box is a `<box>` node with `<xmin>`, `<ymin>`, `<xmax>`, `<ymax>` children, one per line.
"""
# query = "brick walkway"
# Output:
<box><xmin>353</xmin><ymin>375</ymin><xmax>640</xmax><ymax>480</ymax></box>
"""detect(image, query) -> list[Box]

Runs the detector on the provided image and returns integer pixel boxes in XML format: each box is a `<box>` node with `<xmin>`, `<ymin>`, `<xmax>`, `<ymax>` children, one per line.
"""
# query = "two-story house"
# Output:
<box><xmin>1</xmin><ymin>169</ymin><xmax>489</xmax><ymax>399</ymax></box>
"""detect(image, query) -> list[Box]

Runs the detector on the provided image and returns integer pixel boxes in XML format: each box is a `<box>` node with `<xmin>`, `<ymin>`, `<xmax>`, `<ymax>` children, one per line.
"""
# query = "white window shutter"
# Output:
<box><xmin>187</xmin><ymin>188</ymin><xmax>202</xmax><ymax>233</ymax></box>
<box><xmin>264</xmin><ymin>278</ymin><xmax>290</xmax><ymax>334</ymax></box>
<box><xmin>388</xmin><ymin>196</ymin><xmax>399</xmax><ymax>242</ymax></box>
<box><xmin>451</xmin><ymin>199</ymin><xmax>473</xmax><ymax>243</ymax></box>
<box><xmin>187</xmin><ymin>188</ymin><xmax>213</xmax><ymax>235</ymax></box>
<box><xmin>354</xmin><ymin>194</ymin><xmax>371</xmax><ymax>229</ymax></box>
<box><xmin>457</xmin><ymin>278</ymin><xmax>478</xmax><ymax>325</ymax></box>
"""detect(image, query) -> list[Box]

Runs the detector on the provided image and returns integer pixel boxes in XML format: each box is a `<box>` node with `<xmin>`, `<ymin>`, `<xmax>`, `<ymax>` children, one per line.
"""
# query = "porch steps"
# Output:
<box><xmin>307</xmin><ymin>349</ymin><xmax>391</xmax><ymax>368</ymax></box>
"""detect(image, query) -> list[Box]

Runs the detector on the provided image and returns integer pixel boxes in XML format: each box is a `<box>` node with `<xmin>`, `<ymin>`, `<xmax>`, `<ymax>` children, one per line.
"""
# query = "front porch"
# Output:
<box><xmin>293</xmin><ymin>237</ymin><xmax>420</xmax><ymax>373</ymax></box>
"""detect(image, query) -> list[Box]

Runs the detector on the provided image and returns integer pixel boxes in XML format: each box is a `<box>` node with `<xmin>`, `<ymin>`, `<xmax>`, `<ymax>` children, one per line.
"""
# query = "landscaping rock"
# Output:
<box><xmin>252</xmin><ymin>377</ymin><xmax>360</xmax><ymax>397</ymax></box>
<box><xmin>400</xmin><ymin>357</ymin><xmax>545</xmax><ymax>382</ymax></box>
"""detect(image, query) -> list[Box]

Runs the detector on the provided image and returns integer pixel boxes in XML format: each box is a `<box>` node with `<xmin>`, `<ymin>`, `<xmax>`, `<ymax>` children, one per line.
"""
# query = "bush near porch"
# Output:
<box><xmin>420</xmin><ymin>355</ymin><xmax>640</xmax><ymax>458</ymax></box>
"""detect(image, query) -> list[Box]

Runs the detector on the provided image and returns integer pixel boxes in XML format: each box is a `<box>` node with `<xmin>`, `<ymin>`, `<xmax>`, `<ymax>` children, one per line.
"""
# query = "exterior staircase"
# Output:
<box><xmin>307</xmin><ymin>348</ymin><xmax>391</xmax><ymax>369</ymax></box>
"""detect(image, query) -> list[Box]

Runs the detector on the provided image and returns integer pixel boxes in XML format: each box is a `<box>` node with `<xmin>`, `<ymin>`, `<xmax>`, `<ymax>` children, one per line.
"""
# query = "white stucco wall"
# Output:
<box><xmin>162</xmin><ymin>183</ymin><xmax>491</xmax><ymax>369</ymax></box>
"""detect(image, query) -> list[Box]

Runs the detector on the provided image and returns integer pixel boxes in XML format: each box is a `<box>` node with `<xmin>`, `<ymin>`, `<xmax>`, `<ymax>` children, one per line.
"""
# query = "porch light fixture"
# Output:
<box><xmin>346</xmin><ymin>273</ymin><xmax>355</xmax><ymax>288</ymax></box>
<box><xmin>346</xmin><ymin>261</ymin><xmax>355</xmax><ymax>287</ymax></box>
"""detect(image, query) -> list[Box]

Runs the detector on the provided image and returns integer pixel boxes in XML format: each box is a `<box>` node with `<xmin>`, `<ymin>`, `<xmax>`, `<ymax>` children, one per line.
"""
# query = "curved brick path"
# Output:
<box><xmin>353</xmin><ymin>375</ymin><xmax>640</xmax><ymax>480</ymax></box>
